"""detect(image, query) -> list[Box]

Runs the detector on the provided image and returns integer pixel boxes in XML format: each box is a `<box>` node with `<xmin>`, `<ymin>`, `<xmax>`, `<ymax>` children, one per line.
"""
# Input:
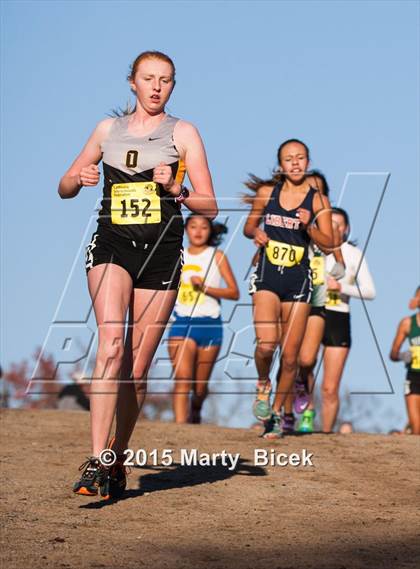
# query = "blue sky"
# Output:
<box><xmin>1</xmin><ymin>0</ymin><xmax>419</xmax><ymax>430</ymax></box>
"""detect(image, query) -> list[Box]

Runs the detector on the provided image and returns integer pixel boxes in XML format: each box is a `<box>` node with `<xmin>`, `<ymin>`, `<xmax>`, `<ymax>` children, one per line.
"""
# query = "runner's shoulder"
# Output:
<box><xmin>214</xmin><ymin>248</ymin><xmax>225</xmax><ymax>263</ymax></box>
<box><xmin>342</xmin><ymin>241</ymin><xmax>361</xmax><ymax>258</ymax></box>
<box><xmin>312</xmin><ymin>189</ymin><xmax>330</xmax><ymax>212</ymax></box>
<box><xmin>254</xmin><ymin>184</ymin><xmax>275</xmax><ymax>208</ymax></box>
<box><xmin>399</xmin><ymin>316</ymin><xmax>411</xmax><ymax>333</ymax></box>
<box><xmin>174</xmin><ymin>119</ymin><xmax>201</xmax><ymax>139</ymax></box>
<box><xmin>174</xmin><ymin>119</ymin><xmax>202</xmax><ymax>153</ymax></box>
<box><xmin>96</xmin><ymin>117</ymin><xmax>117</xmax><ymax>132</ymax></box>
<box><xmin>92</xmin><ymin>117</ymin><xmax>116</xmax><ymax>143</ymax></box>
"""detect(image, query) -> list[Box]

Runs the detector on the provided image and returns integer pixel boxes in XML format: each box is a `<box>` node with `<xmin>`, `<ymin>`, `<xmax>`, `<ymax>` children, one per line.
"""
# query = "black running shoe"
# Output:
<box><xmin>100</xmin><ymin>437</ymin><xmax>129</xmax><ymax>500</ymax></box>
<box><xmin>73</xmin><ymin>457</ymin><xmax>109</xmax><ymax>496</ymax></box>
<box><xmin>101</xmin><ymin>457</ymin><xmax>128</xmax><ymax>500</ymax></box>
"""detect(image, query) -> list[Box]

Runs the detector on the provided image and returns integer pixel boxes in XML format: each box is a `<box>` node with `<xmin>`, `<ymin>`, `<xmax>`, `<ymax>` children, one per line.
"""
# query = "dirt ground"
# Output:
<box><xmin>1</xmin><ymin>409</ymin><xmax>419</xmax><ymax>569</ymax></box>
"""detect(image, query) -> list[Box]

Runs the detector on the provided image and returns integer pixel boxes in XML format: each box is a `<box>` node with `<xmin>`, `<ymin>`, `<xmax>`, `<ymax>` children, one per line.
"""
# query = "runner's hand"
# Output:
<box><xmin>153</xmin><ymin>162</ymin><xmax>179</xmax><ymax>194</ymax></box>
<box><xmin>191</xmin><ymin>276</ymin><xmax>204</xmax><ymax>290</ymax></box>
<box><xmin>327</xmin><ymin>276</ymin><xmax>341</xmax><ymax>291</ymax></box>
<box><xmin>296</xmin><ymin>208</ymin><xmax>311</xmax><ymax>228</ymax></box>
<box><xmin>79</xmin><ymin>164</ymin><xmax>100</xmax><ymax>187</ymax></box>
<box><xmin>253</xmin><ymin>228</ymin><xmax>269</xmax><ymax>247</ymax></box>
<box><xmin>399</xmin><ymin>351</ymin><xmax>412</xmax><ymax>365</ymax></box>
<box><xmin>329</xmin><ymin>262</ymin><xmax>346</xmax><ymax>280</ymax></box>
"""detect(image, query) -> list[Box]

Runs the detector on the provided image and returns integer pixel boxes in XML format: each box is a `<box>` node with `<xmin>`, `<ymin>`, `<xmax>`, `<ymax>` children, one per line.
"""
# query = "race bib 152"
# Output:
<box><xmin>111</xmin><ymin>182</ymin><xmax>161</xmax><ymax>225</ymax></box>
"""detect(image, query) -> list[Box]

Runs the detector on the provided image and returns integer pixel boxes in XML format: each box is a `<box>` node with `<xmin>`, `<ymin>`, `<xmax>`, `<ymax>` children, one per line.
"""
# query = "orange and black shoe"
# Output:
<box><xmin>73</xmin><ymin>457</ymin><xmax>109</xmax><ymax>496</ymax></box>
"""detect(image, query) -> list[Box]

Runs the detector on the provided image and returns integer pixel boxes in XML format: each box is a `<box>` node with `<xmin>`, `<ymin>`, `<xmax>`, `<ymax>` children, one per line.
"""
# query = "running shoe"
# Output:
<box><xmin>252</xmin><ymin>381</ymin><xmax>272</xmax><ymax>422</ymax></box>
<box><xmin>293</xmin><ymin>379</ymin><xmax>310</xmax><ymax>414</ymax></box>
<box><xmin>282</xmin><ymin>412</ymin><xmax>295</xmax><ymax>435</ymax></box>
<box><xmin>101</xmin><ymin>458</ymin><xmax>129</xmax><ymax>500</ymax></box>
<box><xmin>298</xmin><ymin>409</ymin><xmax>316</xmax><ymax>433</ymax></box>
<box><xmin>73</xmin><ymin>457</ymin><xmax>109</xmax><ymax>496</ymax></box>
<box><xmin>190</xmin><ymin>408</ymin><xmax>202</xmax><ymax>424</ymax></box>
<box><xmin>262</xmin><ymin>412</ymin><xmax>283</xmax><ymax>439</ymax></box>
<box><xmin>190</xmin><ymin>399</ymin><xmax>202</xmax><ymax>424</ymax></box>
<box><xmin>102</xmin><ymin>437</ymin><xmax>129</xmax><ymax>500</ymax></box>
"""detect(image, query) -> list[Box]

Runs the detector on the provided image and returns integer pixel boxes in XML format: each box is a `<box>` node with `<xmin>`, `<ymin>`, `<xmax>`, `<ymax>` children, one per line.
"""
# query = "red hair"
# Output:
<box><xmin>127</xmin><ymin>51</ymin><xmax>176</xmax><ymax>81</ymax></box>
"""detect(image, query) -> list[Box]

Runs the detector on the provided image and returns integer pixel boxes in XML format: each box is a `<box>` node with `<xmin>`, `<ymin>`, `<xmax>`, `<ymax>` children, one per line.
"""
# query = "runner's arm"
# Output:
<box><xmin>243</xmin><ymin>186</ymin><xmax>272</xmax><ymax>244</ymax></box>
<box><xmin>306</xmin><ymin>193</ymin><xmax>334</xmax><ymax>250</ymax></box>
<box><xmin>58</xmin><ymin>119</ymin><xmax>113</xmax><ymax>199</ymax></box>
<box><xmin>172</xmin><ymin>121</ymin><xmax>218</xmax><ymax>219</ymax></box>
<box><xmin>198</xmin><ymin>250</ymin><xmax>240</xmax><ymax>301</ymax></box>
<box><xmin>390</xmin><ymin>318</ymin><xmax>410</xmax><ymax>361</ymax></box>
<box><xmin>340</xmin><ymin>249</ymin><xmax>376</xmax><ymax>300</ymax></box>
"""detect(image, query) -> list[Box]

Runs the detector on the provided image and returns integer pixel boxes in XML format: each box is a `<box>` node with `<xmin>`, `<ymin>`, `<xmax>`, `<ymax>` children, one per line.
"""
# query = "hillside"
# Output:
<box><xmin>1</xmin><ymin>409</ymin><xmax>419</xmax><ymax>569</ymax></box>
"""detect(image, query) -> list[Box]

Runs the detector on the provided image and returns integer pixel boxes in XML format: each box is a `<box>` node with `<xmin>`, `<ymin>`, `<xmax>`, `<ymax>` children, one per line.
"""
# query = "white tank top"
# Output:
<box><xmin>175</xmin><ymin>247</ymin><xmax>222</xmax><ymax>318</ymax></box>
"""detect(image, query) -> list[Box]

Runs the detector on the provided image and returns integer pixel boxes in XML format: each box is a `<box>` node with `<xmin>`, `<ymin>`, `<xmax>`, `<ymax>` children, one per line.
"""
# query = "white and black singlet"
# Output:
<box><xmin>85</xmin><ymin>114</ymin><xmax>186</xmax><ymax>290</ymax></box>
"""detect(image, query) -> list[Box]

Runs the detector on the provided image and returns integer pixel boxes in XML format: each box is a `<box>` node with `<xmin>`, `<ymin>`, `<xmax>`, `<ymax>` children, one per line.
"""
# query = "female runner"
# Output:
<box><xmin>280</xmin><ymin>171</ymin><xmax>345</xmax><ymax>433</ymax></box>
<box><xmin>168</xmin><ymin>215</ymin><xmax>239</xmax><ymax>423</ymax></box>
<box><xmin>284</xmin><ymin>171</ymin><xmax>346</xmax><ymax>434</ymax></box>
<box><xmin>59</xmin><ymin>51</ymin><xmax>217</xmax><ymax>497</ymax></box>
<box><xmin>244</xmin><ymin>139</ymin><xmax>334</xmax><ymax>438</ymax></box>
<box><xmin>390</xmin><ymin>286</ymin><xmax>420</xmax><ymax>435</ymax></box>
<box><xmin>320</xmin><ymin>208</ymin><xmax>375</xmax><ymax>433</ymax></box>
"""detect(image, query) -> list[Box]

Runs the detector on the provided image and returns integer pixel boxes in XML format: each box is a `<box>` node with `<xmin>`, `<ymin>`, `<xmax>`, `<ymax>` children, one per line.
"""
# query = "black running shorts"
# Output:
<box><xmin>322</xmin><ymin>310</ymin><xmax>351</xmax><ymax>348</ymax></box>
<box><xmin>310</xmin><ymin>305</ymin><xmax>326</xmax><ymax>319</ymax></box>
<box><xmin>85</xmin><ymin>228</ymin><xmax>183</xmax><ymax>290</ymax></box>
<box><xmin>405</xmin><ymin>371</ymin><xmax>420</xmax><ymax>396</ymax></box>
<box><xmin>249</xmin><ymin>258</ymin><xmax>312</xmax><ymax>303</ymax></box>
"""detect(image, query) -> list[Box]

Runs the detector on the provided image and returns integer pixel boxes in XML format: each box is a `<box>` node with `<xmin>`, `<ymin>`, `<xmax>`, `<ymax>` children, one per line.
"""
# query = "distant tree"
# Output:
<box><xmin>3</xmin><ymin>349</ymin><xmax>61</xmax><ymax>409</ymax></box>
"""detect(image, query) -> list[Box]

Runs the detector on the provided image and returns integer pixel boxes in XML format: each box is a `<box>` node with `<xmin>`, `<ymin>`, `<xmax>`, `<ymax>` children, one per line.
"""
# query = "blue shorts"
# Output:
<box><xmin>168</xmin><ymin>315</ymin><xmax>223</xmax><ymax>347</ymax></box>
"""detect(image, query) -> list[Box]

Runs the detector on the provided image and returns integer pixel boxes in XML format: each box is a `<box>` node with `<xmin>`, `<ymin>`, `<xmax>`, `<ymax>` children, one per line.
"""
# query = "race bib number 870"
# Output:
<box><xmin>265</xmin><ymin>240</ymin><xmax>304</xmax><ymax>267</ymax></box>
<box><xmin>111</xmin><ymin>182</ymin><xmax>161</xmax><ymax>225</ymax></box>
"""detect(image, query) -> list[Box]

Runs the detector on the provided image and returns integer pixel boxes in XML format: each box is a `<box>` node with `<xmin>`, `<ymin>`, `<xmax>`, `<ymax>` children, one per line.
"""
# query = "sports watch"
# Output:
<box><xmin>175</xmin><ymin>185</ymin><xmax>190</xmax><ymax>203</ymax></box>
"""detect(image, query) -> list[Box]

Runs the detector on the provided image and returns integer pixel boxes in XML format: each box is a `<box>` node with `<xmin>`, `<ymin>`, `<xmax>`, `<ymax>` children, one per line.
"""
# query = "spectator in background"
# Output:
<box><xmin>338</xmin><ymin>421</ymin><xmax>354</xmax><ymax>434</ymax></box>
<box><xmin>57</xmin><ymin>372</ymin><xmax>90</xmax><ymax>411</ymax></box>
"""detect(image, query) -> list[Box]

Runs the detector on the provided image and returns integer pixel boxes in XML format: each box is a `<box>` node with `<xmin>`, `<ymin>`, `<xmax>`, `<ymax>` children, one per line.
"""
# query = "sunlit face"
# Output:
<box><xmin>332</xmin><ymin>212</ymin><xmax>348</xmax><ymax>244</ymax></box>
<box><xmin>186</xmin><ymin>216</ymin><xmax>211</xmax><ymax>247</ymax></box>
<box><xmin>129</xmin><ymin>58</ymin><xmax>175</xmax><ymax>114</ymax></box>
<box><xmin>279</xmin><ymin>142</ymin><xmax>309</xmax><ymax>184</ymax></box>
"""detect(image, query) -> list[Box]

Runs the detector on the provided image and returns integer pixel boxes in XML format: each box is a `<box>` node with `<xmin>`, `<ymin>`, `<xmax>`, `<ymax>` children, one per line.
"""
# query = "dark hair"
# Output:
<box><xmin>277</xmin><ymin>138</ymin><xmax>311</xmax><ymax>163</ymax></box>
<box><xmin>331</xmin><ymin>207</ymin><xmax>350</xmax><ymax>227</ymax></box>
<box><xmin>307</xmin><ymin>169</ymin><xmax>330</xmax><ymax>197</ymax></box>
<box><xmin>331</xmin><ymin>207</ymin><xmax>357</xmax><ymax>244</ymax></box>
<box><xmin>112</xmin><ymin>51</ymin><xmax>176</xmax><ymax>117</ymax></box>
<box><xmin>185</xmin><ymin>214</ymin><xmax>228</xmax><ymax>247</ymax></box>
<box><xmin>243</xmin><ymin>138</ymin><xmax>310</xmax><ymax>198</ymax></box>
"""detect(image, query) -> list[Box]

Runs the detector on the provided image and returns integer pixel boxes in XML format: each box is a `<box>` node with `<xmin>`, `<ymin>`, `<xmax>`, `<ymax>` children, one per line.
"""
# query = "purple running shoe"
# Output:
<box><xmin>293</xmin><ymin>380</ymin><xmax>310</xmax><ymax>414</ymax></box>
<box><xmin>282</xmin><ymin>413</ymin><xmax>295</xmax><ymax>434</ymax></box>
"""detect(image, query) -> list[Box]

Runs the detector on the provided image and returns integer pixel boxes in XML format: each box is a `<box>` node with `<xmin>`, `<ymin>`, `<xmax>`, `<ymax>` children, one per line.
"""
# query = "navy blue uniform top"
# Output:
<box><xmin>260</xmin><ymin>181</ymin><xmax>316</xmax><ymax>275</ymax></box>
